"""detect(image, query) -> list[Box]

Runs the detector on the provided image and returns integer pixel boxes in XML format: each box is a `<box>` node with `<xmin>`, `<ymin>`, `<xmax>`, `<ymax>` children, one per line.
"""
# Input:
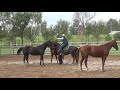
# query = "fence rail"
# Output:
<box><xmin>0</xmin><ymin>41</ymin><xmax>120</xmax><ymax>55</ymax></box>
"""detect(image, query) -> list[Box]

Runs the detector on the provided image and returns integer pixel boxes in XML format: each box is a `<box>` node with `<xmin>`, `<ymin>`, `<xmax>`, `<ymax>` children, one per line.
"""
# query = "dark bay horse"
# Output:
<box><xmin>49</xmin><ymin>41</ymin><xmax>79</xmax><ymax>64</ymax></box>
<box><xmin>17</xmin><ymin>40</ymin><xmax>52</xmax><ymax>65</ymax></box>
<box><xmin>79</xmin><ymin>40</ymin><xmax>118</xmax><ymax>72</ymax></box>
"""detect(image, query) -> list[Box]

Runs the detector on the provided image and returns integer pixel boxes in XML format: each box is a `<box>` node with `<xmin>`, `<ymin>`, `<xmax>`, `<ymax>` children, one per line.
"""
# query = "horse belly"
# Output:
<box><xmin>30</xmin><ymin>51</ymin><xmax>40</xmax><ymax>55</ymax></box>
<box><xmin>90</xmin><ymin>50</ymin><xmax>104</xmax><ymax>57</ymax></box>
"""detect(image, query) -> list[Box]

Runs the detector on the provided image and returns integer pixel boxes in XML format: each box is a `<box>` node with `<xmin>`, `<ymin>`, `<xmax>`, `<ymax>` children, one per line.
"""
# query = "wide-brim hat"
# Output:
<box><xmin>62</xmin><ymin>34</ymin><xmax>65</xmax><ymax>36</ymax></box>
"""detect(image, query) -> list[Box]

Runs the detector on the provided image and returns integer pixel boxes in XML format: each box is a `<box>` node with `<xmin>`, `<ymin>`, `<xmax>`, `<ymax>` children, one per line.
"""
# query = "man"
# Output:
<box><xmin>57</xmin><ymin>34</ymin><xmax>68</xmax><ymax>55</ymax></box>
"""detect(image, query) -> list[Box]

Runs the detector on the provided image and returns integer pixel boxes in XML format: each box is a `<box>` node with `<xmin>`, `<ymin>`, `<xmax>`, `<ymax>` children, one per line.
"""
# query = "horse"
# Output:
<box><xmin>49</xmin><ymin>41</ymin><xmax>79</xmax><ymax>64</ymax></box>
<box><xmin>79</xmin><ymin>40</ymin><xmax>118</xmax><ymax>72</ymax></box>
<box><xmin>17</xmin><ymin>40</ymin><xmax>52</xmax><ymax>65</ymax></box>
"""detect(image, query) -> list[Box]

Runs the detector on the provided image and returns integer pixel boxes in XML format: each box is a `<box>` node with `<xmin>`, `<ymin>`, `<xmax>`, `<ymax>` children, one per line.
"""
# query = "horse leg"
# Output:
<box><xmin>102</xmin><ymin>57</ymin><xmax>107</xmax><ymax>72</ymax></box>
<box><xmin>84</xmin><ymin>57</ymin><xmax>88</xmax><ymax>71</ymax></box>
<box><xmin>55</xmin><ymin>54</ymin><xmax>58</xmax><ymax>64</ymax></box>
<box><xmin>26</xmin><ymin>54</ymin><xmax>29</xmax><ymax>65</ymax></box>
<box><xmin>72</xmin><ymin>54</ymin><xmax>75</xmax><ymax>64</ymax></box>
<box><xmin>41</xmin><ymin>55</ymin><xmax>44</xmax><ymax>66</ymax></box>
<box><xmin>76</xmin><ymin>57</ymin><xmax>79</xmax><ymax>65</ymax></box>
<box><xmin>23</xmin><ymin>55</ymin><xmax>26</xmax><ymax>64</ymax></box>
<box><xmin>80</xmin><ymin>57</ymin><xmax>84</xmax><ymax>71</ymax></box>
<box><xmin>75</xmin><ymin>54</ymin><xmax>79</xmax><ymax>65</ymax></box>
<box><xmin>62</xmin><ymin>55</ymin><xmax>64</xmax><ymax>60</ymax></box>
<box><xmin>51</xmin><ymin>54</ymin><xmax>53</xmax><ymax>63</ymax></box>
<box><xmin>40</xmin><ymin>55</ymin><xmax>42</xmax><ymax>65</ymax></box>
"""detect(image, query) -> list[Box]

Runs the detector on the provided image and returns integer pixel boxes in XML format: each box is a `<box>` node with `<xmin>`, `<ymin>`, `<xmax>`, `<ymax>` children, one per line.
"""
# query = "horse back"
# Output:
<box><xmin>80</xmin><ymin>45</ymin><xmax>109</xmax><ymax>57</ymax></box>
<box><xmin>29</xmin><ymin>47</ymin><xmax>43</xmax><ymax>55</ymax></box>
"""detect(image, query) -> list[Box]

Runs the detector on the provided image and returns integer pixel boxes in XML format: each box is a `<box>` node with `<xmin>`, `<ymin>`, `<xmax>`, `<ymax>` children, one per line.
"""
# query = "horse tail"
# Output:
<box><xmin>74</xmin><ymin>47</ymin><xmax>80</xmax><ymax>64</ymax></box>
<box><xmin>17</xmin><ymin>47</ymin><xmax>23</xmax><ymax>55</ymax></box>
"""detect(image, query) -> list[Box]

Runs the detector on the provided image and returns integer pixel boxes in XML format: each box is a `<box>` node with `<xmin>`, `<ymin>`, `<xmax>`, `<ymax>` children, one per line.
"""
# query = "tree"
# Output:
<box><xmin>54</xmin><ymin>19</ymin><xmax>70</xmax><ymax>38</ymax></box>
<box><xmin>85</xmin><ymin>23</ymin><xmax>93</xmax><ymax>42</ymax></box>
<box><xmin>24</xmin><ymin>27</ymin><xmax>34</xmax><ymax>43</ymax></box>
<box><xmin>73</xmin><ymin>12</ymin><xmax>95</xmax><ymax>35</ymax></box>
<box><xmin>107</xmin><ymin>18</ymin><xmax>119</xmax><ymax>32</ymax></box>
<box><xmin>0</xmin><ymin>12</ymin><xmax>13</xmax><ymax>42</ymax></box>
<box><xmin>0</xmin><ymin>26</ymin><xmax>7</xmax><ymax>40</ymax></box>
<box><xmin>41</xmin><ymin>20</ymin><xmax>49</xmax><ymax>41</ymax></box>
<box><xmin>47</xmin><ymin>25</ymin><xmax>56</xmax><ymax>40</ymax></box>
<box><xmin>12</xmin><ymin>12</ymin><xmax>32</xmax><ymax>44</ymax></box>
<box><xmin>28</xmin><ymin>12</ymin><xmax>42</xmax><ymax>43</ymax></box>
<box><xmin>69</xmin><ymin>19</ymin><xmax>80</xmax><ymax>35</ymax></box>
<box><xmin>24</xmin><ymin>12</ymin><xmax>42</xmax><ymax>43</ymax></box>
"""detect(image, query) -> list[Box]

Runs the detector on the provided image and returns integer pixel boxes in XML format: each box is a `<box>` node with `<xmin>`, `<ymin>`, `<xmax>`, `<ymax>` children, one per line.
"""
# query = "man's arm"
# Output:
<box><xmin>57</xmin><ymin>37</ymin><xmax>64</xmax><ymax>40</ymax></box>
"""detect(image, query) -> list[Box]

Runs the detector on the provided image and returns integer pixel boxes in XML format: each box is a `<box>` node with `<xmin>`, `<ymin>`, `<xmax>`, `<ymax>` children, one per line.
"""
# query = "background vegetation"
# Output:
<box><xmin>0</xmin><ymin>12</ymin><xmax>120</xmax><ymax>45</ymax></box>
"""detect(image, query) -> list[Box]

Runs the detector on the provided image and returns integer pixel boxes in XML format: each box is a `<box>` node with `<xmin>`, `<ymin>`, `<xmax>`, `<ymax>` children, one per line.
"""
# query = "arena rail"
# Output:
<box><xmin>0</xmin><ymin>41</ymin><xmax>120</xmax><ymax>55</ymax></box>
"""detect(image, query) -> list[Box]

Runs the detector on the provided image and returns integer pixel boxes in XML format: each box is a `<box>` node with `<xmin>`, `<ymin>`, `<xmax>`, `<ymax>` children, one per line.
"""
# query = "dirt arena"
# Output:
<box><xmin>0</xmin><ymin>55</ymin><xmax>120</xmax><ymax>78</ymax></box>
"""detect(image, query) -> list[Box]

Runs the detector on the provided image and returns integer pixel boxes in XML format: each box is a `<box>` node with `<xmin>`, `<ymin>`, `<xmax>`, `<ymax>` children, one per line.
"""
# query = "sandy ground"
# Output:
<box><xmin>0</xmin><ymin>55</ymin><xmax>120</xmax><ymax>78</ymax></box>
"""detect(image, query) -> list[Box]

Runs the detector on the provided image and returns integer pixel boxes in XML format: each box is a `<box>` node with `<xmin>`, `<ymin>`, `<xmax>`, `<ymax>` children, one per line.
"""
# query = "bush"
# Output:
<box><xmin>113</xmin><ymin>32</ymin><xmax>120</xmax><ymax>41</ymax></box>
<box><xmin>105</xmin><ymin>34</ymin><xmax>112</xmax><ymax>41</ymax></box>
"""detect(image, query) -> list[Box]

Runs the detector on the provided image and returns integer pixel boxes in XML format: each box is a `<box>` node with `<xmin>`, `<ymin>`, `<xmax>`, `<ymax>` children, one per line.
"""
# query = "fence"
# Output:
<box><xmin>0</xmin><ymin>41</ymin><xmax>120</xmax><ymax>55</ymax></box>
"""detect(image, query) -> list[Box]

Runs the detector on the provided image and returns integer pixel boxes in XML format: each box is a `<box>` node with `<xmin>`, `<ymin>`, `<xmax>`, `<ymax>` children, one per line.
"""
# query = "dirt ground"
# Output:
<box><xmin>0</xmin><ymin>54</ymin><xmax>120</xmax><ymax>78</ymax></box>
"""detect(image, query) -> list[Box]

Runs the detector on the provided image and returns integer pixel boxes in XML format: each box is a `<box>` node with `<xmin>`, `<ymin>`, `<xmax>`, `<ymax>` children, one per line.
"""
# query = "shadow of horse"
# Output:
<box><xmin>49</xmin><ymin>41</ymin><xmax>79</xmax><ymax>65</ymax></box>
<box><xmin>17</xmin><ymin>40</ymin><xmax>52</xmax><ymax>65</ymax></box>
<box><xmin>79</xmin><ymin>40</ymin><xmax>118</xmax><ymax>72</ymax></box>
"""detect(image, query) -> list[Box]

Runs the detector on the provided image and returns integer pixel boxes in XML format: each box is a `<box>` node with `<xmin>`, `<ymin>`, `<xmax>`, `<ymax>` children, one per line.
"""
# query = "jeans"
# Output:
<box><xmin>59</xmin><ymin>43</ymin><xmax>68</xmax><ymax>55</ymax></box>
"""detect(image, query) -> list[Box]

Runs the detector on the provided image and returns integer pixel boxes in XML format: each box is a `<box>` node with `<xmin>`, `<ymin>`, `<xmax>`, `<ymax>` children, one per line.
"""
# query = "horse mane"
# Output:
<box><xmin>36</xmin><ymin>41</ymin><xmax>49</xmax><ymax>48</ymax></box>
<box><xmin>52</xmin><ymin>41</ymin><xmax>60</xmax><ymax>46</ymax></box>
<box><xmin>101</xmin><ymin>40</ymin><xmax>113</xmax><ymax>46</ymax></box>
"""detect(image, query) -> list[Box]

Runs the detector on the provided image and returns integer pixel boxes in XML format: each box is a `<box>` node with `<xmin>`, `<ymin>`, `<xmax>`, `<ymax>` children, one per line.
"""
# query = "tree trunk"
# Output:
<box><xmin>12</xmin><ymin>37</ymin><xmax>16</xmax><ymax>46</ymax></box>
<box><xmin>21</xmin><ymin>35</ymin><xmax>24</xmax><ymax>44</ymax></box>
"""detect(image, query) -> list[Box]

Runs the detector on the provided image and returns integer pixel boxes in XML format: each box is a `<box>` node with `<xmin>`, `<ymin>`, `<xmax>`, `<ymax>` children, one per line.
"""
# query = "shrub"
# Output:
<box><xmin>113</xmin><ymin>32</ymin><xmax>120</xmax><ymax>41</ymax></box>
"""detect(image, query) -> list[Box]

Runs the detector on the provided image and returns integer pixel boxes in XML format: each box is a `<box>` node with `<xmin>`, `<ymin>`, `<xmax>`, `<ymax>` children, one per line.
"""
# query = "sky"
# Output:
<box><xmin>42</xmin><ymin>12</ymin><xmax>120</xmax><ymax>26</ymax></box>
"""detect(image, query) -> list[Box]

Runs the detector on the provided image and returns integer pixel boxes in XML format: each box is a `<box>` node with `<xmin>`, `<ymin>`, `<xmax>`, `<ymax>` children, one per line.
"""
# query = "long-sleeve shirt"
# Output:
<box><xmin>57</xmin><ymin>37</ymin><xmax>68</xmax><ymax>44</ymax></box>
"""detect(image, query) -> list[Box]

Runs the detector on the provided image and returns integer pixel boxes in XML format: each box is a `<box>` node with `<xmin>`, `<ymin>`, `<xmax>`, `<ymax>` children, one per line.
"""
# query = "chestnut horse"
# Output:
<box><xmin>79</xmin><ymin>40</ymin><xmax>118</xmax><ymax>72</ymax></box>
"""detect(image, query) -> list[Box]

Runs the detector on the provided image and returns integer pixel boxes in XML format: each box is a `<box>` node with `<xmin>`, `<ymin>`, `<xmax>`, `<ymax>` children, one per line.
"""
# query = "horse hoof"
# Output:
<box><xmin>87</xmin><ymin>68</ymin><xmax>89</xmax><ymax>72</ymax></box>
<box><xmin>80</xmin><ymin>69</ymin><xmax>83</xmax><ymax>71</ymax></box>
<box><xmin>102</xmin><ymin>70</ymin><xmax>105</xmax><ymax>72</ymax></box>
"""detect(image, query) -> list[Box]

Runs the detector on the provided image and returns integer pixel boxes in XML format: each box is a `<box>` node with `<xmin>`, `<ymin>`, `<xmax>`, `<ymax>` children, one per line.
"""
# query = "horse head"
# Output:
<box><xmin>112</xmin><ymin>39</ymin><xmax>118</xmax><ymax>50</ymax></box>
<box><xmin>46</xmin><ymin>40</ymin><xmax>53</xmax><ymax>48</ymax></box>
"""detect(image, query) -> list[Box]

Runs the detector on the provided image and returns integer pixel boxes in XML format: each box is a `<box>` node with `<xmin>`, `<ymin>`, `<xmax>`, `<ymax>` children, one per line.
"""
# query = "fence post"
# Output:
<box><xmin>13</xmin><ymin>47</ymin><xmax>14</xmax><ymax>54</ymax></box>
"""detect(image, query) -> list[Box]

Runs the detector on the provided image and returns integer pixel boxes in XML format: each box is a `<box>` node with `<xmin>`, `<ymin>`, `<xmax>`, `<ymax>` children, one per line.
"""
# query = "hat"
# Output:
<box><xmin>62</xmin><ymin>34</ymin><xmax>65</xmax><ymax>37</ymax></box>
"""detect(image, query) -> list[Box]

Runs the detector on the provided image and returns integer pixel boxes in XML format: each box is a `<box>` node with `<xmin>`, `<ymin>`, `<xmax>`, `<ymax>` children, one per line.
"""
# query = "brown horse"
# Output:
<box><xmin>17</xmin><ymin>40</ymin><xmax>52</xmax><ymax>65</ymax></box>
<box><xmin>79</xmin><ymin>40</ymin><xmax>118</xmax><ymax>72</ymax></box>
<box><xmin>49</xmin><ymin>41</ymin><xmax>79</xmax><ymax>64</ymax></box>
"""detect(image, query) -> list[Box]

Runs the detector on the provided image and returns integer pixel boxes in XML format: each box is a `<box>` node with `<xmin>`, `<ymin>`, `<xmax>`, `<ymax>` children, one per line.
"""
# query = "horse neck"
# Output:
<box><xmin>104</xmin><ymin>41</ymin><xmax>113</xmax><ymax>50</ymax></box>
<box><xmin>57</xmin><ymin>44</ymin><xmax>60</xmax><ymax>49</ymax></box>
<box><xmin>53</xmin><ymin>42</ymin><xmax>60</xmax><ymax>48</ymax></box>
<box><xmin>41</xmin><ymin>42</ymin><xmax>48</xmax><ymax>51</ymax></box>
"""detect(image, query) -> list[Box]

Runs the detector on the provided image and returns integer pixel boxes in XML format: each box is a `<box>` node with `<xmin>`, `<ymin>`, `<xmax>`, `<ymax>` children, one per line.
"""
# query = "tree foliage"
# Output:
<box><xmin>1</xmin><ymin>12</ymin><xmax>120</xmax><ymax>44</ymax></box>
